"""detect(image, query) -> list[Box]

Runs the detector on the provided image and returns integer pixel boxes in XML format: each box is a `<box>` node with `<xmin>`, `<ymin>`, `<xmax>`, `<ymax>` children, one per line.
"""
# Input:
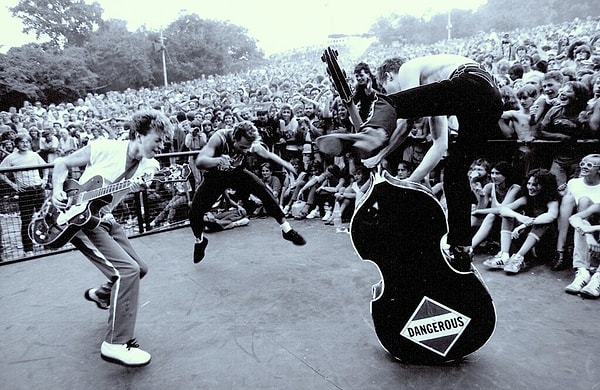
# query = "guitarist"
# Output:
<box><xmin>51</xmin><ymin>109</ymin><xmax>173</xmax><ymax>367</ymax></box>
<box><xmin>318</xmin><ymin>54</ymin><xmax>503</xmax><ymax>271</ymax></box>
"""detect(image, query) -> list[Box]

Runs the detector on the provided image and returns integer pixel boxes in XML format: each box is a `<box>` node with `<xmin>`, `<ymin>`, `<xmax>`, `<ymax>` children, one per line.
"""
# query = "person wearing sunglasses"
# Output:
<box><xmin>560</xmin><ymin>154</ymin><xmax>600</xmax><ymax>294</ymax></box>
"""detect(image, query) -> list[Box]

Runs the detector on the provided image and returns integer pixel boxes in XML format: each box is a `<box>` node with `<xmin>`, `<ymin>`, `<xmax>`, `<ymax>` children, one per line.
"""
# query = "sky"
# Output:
<box><xmin>0</xmin><ymin>0</ymin><xmax>487</xmax><ymax>55</ymax></box>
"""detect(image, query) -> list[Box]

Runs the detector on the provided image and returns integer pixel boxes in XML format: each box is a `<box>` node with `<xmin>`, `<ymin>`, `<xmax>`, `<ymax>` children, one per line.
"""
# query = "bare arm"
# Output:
<box><xmin>252</xmin><ymin>143</ymin><xmax>297</xmax><ymax>175</ymax></box>
<box><xmin>195</xmin><ymin>135</ymin><xmax>231</xmax><ymax>170</ymax></box>
<box><xmin>51</xmin><ymin>146</ymin><xmax>92</xmax><ymax>206</ymax></box>
<box><xmin>589</xmin><ymin>99</ymin><xmax>600</xmax><ymax>134</ymax></box>
<box><xmin>407</xmin><ymin>116</ymin><xmax>448</xmax><ymax>183</ymax></box>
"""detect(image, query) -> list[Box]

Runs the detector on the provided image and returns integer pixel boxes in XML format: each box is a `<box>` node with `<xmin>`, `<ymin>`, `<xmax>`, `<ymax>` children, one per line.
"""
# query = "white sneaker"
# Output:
<box><xmin>504</xmin><ymin>254</ymin><xmax>525</xmax><ymax>274</ymax></box>
<box><xmin>580</xmin><ymin>273</ymin><xmax>600</xmax><ymax>298</ymax></box>
<box><xmin>232</xmin><ymin>217</ymin><xmax>250</xmax><ymax>227</ymax></box>
<box><xmin>306</xmin><ymin>207</ymin><xmax>319</xmax><ymax>219</ymax></box>
<box><xmin>101</xmin><ymin>339</ymin><xmax>151</xmax><ymax>367</ymax></box>
<box><xmin>482</xmin><ymin>252</ymin><xmax>509</xmax><ymax>269</ymax></box>
<box><xmin>321</xmin><ymin>210</ymin><xmax>332</xmax><ymax>221</ymax></box>
<box><xmin>565</xmin><ymin>268</ymin><xmax>591</xmax><ymax>294</ymax></box>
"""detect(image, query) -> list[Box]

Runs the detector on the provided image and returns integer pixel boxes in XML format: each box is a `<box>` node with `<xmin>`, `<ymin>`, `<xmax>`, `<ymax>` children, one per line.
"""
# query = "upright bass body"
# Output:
<box><xmin>350</xmin><ymin>171</ymin><xmax>496</xmax><ymax>364</ymax></box>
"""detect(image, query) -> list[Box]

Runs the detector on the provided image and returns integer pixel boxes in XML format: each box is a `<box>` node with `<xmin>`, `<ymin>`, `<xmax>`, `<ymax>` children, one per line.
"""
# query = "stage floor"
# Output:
<box><xmin>1</xmin><ymin>218</ymin><xmax>598</xmax><ymax>389</ymax></box>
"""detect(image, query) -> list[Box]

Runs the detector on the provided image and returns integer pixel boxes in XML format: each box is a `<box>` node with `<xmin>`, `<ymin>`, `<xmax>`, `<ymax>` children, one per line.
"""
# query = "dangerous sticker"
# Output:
<box><xmin>400</xmin><ymin>296</ymin><xmax>471</xmax><ymax>356</ymax></box>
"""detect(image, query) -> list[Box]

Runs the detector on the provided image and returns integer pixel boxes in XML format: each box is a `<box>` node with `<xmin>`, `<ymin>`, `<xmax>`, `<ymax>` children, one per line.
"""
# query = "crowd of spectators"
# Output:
<box><xmin>1</xmin><ymin>17</ymin><xmax>599</xmax><ymax>295</ymax></box>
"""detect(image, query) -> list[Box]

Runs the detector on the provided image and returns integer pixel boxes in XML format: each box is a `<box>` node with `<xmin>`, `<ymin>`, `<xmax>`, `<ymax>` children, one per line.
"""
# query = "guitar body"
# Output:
<box><xmin>350</xmin><ymin>171</ymin><xmax>496</xmax><ymax>364</ymax></box>
<box><xmin>29</xmin><ymin>176</ymin><xmax>111</xmax><ymax>248</ymax></box>
<box><xmin>29</xmin><ymin>164</ymin><xmax>192</xmax><ymax>249</ymax></box>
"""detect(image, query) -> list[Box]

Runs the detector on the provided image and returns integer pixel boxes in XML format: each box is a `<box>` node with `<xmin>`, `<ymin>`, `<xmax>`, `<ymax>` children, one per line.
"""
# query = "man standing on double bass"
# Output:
<box><xmin>317</xmin><ymin>54</ymin><xmax>503</xmax><ymax>271</ymax></box>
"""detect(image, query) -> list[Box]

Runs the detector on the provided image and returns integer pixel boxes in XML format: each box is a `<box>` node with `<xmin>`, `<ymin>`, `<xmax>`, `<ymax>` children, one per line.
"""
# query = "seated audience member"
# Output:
<box><xmin>567</xmin><ymin>202</ymin><xmax>600</xmax><ymax>298</ymax></box>
<box><xmin>324</xmin><ymin>163</ymin><xmax>370</xmax><ymax>226</ymax></box>
<box><xmin>282</xmin><ymin>161</ymin><xmax>321</xmax><ymax>218</ymax></box>
<box><xmin>485</xmin><ymin>169</ymin><xmax>559</xmax><ymax>274</ymax></box>
<box><xmin>295</xmin><ymin>164</ymin><xmax>344</xmax><ymax>220</ymax></box>
<box><xmin>468</xmin><ymin>158</ymin><xmax>492</xmax><ymax>228</ymax></box>
<box><xmin>252</xmin><ymin>162</ymin><xmax>282</xmax><ymax>217</ymax></box>
<box><xmin>203</xmin><ymin>189</ymin><xmax>250</xmax><ymax>232</ymax></box>
<box><xmin>473</xmin><ymin>162</ymin><xmax>522</xmax><ymax>253</ymax></box>
<box><xmin>280</xmin><ymin>157</ymin><xmax>305</xmax><ymax>211</ymax></box>
<box><xmin>150</xmin><ymin>179</ymin><xmax>193</xmax><ymax>228</ymax></box>
<box><xmin>395</xmin><ymin>160</ymin><xmax>413</xmax><ymax>180</ymax></box>
<box><xmin>551</xmin><ymin>154</ymin><xmax>600</xmax><ymax>271</ymax></box>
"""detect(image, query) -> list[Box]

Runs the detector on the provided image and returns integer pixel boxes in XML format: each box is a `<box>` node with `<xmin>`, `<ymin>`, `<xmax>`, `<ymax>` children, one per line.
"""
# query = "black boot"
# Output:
<box><xmin>449</xmin><ymin>245</ymin><xmax>473</xmax><ymax>272</ymax></box>
<box><xmin>550</xmin><ymin>250</ymin><xmax>571</xmax><ymax>271</ymax></box>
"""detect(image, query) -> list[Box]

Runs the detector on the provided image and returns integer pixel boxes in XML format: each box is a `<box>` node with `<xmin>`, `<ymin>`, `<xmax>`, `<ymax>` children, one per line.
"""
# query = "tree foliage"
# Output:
<box><xmin>0</xmin><ymin>44</ymin><xmax>98</xmax><ymax>108</ymax></box>
<box><xmin>84</xmin><ymin>19</ymin><xmax>155</xmax><ymax>91</ymax></box>
<box><xmin>161</xmin><ymin>14</ymin><xmax>264</xmax><ymax>83</ymax></box>
<box><xmin>2</xmin><ymin>0</ymin><xmax>597</xmax><ymax>110</ymax></box>
<box><xmin>10</xmin><ymin>0</ymin><xmax>105</xmax><ymax>47</ymax></box>
<box><xmin>369</xmin><ymin>0</ymin><xmax>598</xmax><ymax>45</ymax></box>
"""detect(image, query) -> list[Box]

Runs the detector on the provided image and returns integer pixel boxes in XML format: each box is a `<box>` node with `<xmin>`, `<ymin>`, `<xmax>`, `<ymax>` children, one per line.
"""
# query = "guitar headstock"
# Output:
<box><xmin>152</xmin><ymin>164</ymin><xmax>192</xmax><ymax>183</ymax></box>
<box><xmin>321</xmin><ymin>46</ymin><xmax>352</xmax><ymax>104</ymax></box>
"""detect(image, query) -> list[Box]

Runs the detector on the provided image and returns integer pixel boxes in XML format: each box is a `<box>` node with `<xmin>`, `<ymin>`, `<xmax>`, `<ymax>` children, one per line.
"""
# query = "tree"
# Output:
<box><xmin>161</xmin><ymin>14</ymin><xmax>264</xmax><ymax>82</ymax></box>
<box><xmin>0</xmin><ymin>44</ymin><xmax>98</xmax><ymax>109</ymax></box>
<box><xmin>11</xmin><ymin>0</ymin><xmax>105</xmax><ymax>47</ymax></box>
<box><xmin>84</xmin><ymin>20</ymin><xmax>155</xmax><ymax>91</ymax></box>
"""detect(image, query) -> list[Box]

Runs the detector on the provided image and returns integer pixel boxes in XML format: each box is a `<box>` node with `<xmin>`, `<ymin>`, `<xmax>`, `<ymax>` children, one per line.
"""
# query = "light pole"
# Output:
<box><xmin>447</xmin><ymin>11</ymin><xmax>453</xmax><ymax>41</ymax></box>
<box><xmin>159</xmin><ymin>30</ymin><xmax>168</xmax><ymax>87</ymax></box>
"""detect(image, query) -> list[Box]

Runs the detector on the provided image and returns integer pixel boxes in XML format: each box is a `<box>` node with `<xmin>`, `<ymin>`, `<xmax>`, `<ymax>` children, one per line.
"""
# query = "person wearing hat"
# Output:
<box><xmin>0</xmin><ymin>134</ymin><xmax>48</xmax><ymax>256</ymax></box>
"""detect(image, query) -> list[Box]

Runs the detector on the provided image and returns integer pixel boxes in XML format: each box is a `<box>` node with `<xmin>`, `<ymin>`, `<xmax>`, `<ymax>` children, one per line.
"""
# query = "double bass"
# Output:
<box><xmin>350</xmin><ymin>169</ymin><xmax>496</xmax><ymax>364</ymax></box>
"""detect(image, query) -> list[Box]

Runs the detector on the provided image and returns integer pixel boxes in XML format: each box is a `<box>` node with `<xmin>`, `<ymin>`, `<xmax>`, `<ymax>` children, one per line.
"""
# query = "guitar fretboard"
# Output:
<box><xmin>76</xmin><ymin>180</ymin><xmax>133</xmax><ymax>204</ymax></box>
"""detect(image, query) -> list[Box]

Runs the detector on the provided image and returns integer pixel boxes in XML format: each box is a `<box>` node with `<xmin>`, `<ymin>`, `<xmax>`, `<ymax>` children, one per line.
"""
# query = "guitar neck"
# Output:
<box><xmin>75</xmin><ymin>179</ymin><xmax>135</xmax><ymax>204</ymax></box>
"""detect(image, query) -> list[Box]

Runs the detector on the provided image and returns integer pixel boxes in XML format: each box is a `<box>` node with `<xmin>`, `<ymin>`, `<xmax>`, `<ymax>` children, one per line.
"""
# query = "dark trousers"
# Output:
<box><xmin>17</xmin><ymin>186</ymin><xmax>45</xmax><ymax>252</ymax></box>
<box><xmin>385</xmin><ymin>65</ymin><xmax>503</xmax><ymax>247</ymax></box>
<box><xmin>190</xmin><ymin>168</ymin><xmax>285</xmax><ymax>238</ymax></box>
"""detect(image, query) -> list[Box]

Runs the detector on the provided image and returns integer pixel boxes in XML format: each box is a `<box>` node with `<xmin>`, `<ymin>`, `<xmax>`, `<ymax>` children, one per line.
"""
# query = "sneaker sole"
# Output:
<box><xmin>483</xmin><ymin>263</ymin><xmax>505</xmax><ymax>270</ymax></box>
<box><xmin>101</xmin><ymin>353</ymin><xmax>151</xmax><ymax>367</ymax></box>
<box><xmin>84</xmin><ymin>290</ymin><xmax>109</xmax><ymax>310</ymax></box>
<box><xmin>580</xmin><ymin>290</ymin><xmax>600</xmax><ymax>299</ymax></box>
<box><xmin>504</xmin><ymin>268</ymin><xmax>521</xmax><ymax>275</ymax></box>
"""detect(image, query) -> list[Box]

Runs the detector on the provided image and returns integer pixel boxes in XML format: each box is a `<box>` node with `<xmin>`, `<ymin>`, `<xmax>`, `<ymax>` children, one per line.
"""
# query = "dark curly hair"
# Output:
<box><xmin>525</xmin><ymin>168</ymin><xmax>558</xmax><ymax>204</ymax></box>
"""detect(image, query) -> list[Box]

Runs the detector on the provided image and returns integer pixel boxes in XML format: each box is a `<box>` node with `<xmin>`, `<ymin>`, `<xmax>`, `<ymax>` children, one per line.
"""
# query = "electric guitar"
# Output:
<box><xmin>316</xmin><ymin>47</ymin><xmax>356</xmax><ymax>156</ymax></box>
<box><xmin>350</xmin><ymin>170</ymin><xmax>496</xmax><ymax>364</ymax></box>
<box><xmin>29</xmin><ymin>164</ymin><xmax>191</xmax><ymax>249</ymax></box>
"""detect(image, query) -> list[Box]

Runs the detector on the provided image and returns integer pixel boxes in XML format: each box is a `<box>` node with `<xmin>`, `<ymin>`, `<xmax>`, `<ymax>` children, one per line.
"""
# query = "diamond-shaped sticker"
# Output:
<box><xmin>400</xmin><ymin>296</ymin><xmax>471</xmax><ymax>356</ymax></box>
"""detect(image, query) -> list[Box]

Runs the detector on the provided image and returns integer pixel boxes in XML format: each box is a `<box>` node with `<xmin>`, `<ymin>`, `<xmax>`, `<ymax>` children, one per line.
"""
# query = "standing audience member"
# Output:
<box><xmin>0</xmin><ymin>134</ymin><xmax>48</xmax><ymax>256</ymax></box>
<box><xmin>38</xmin><ymin>129</ymin><xmax>59</xmax><ymax>163</ymax></box>
<box><xmin>537</xmin><ymin>81</ymin><xmax>591</xmax><ymax>187</ymax></box>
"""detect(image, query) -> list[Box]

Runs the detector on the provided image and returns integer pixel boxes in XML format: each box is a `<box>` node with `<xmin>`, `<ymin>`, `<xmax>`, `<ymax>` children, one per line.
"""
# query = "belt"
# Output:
<box><xmin>449</xmin><ymin>63</ymin><xmax>498</xmax><ymax>89</ymax></box>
